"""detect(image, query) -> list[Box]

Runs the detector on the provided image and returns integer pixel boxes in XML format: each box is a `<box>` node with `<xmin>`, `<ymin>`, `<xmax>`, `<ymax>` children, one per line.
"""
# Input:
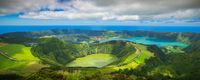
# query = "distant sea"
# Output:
<box><xmin>0</xmin><ymin>25</ymin><xmax>200</xmax><ymax>34</ymax></box>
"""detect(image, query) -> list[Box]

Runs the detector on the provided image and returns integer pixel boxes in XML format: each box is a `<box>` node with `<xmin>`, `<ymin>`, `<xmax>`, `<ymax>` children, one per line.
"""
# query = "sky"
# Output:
<box><xmin>0</xmin><ymin>0</ymin><xmax>200</xmax><ymax>26</ymax></box>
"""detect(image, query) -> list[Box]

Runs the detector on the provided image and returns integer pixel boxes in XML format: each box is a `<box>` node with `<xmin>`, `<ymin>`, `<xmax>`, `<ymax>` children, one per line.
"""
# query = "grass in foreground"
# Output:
<box><xmin>0</xmin><ymin>44</ymin><xmax>45</xmax><ymax>74</ymax></box>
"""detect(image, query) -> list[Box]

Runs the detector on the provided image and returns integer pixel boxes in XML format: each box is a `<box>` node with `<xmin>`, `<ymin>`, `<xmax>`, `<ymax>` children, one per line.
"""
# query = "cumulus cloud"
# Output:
<box><xmin>0</xmin><ymin>0</ymin><xmax>49</xmax><ymax>14</ymax></box>
<box><xmin>19</xmin><ymin>11</ymin><xmax>110</xmax><ymax>20</ymax></box>
<box><xmin>115</xmin><ymin>15</ymin><xmax>140</xmax><ymax>21</ymax></box>
<box><xmin>91</xmin><ymin>0</ymin><xmax>200</xmax><ymax>15</ymax></box>
<box><xmin>1</xmin><ymin>0</ymin><xmax>200</xmax><ymax>21</ymax></box>
<box><xmin>153</xmin><ymin>9</ymin><xmax>200</xmax><ymax>19</ymax></box>
<box><xmin>19</xmin><ymin>11</ymin><xmax>140</xmax><ymax>21</ymax></box>
<box><xmin>0</xmin><ymin>0</ymin><xmax>73</xmax><ymax>14</ymax></box>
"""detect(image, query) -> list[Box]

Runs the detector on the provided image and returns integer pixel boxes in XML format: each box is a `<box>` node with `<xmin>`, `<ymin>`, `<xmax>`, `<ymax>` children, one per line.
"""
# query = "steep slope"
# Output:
<box><xmin>113</xmin><ymin>41</ymin><xmax>200</xmax><ymax>80</ymax></box>
<box><xmin>184</xmin><ymin>41</ymin><xmax>200</xmax><ymax>53</ymax></box>
<box><xmin>31</xmin><ymin>38</ymin><xmax>77</xmax><ymax>67</ymax></box>
<box><xmin>165</xmin><ymin>42</ymin><xmax>200</xmax><ymax>79</ymax></box>
<box><xmin>147</xmin><ymin>45</ymin><xmax>166</xmax><ymax>61</ymax></box>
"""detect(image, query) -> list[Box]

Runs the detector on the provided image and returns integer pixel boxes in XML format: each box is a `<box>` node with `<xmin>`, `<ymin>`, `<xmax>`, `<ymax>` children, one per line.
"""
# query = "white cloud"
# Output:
<box><xmin>153</xmin><ymin>9</ymin><xmax>200</xmax><ymax>19</ymax></box>
<box><xmin>0</xmin><ymin>0</ymin><xmax>53</xmax><ymax>14</ymax></box>
<box><xmin>91</xmin><ymin>0</ymin><xmax>200</xmax><ymax>15</ymax></box>
<box><xmin>20</xmin><ymin>11</ymin><xmax>109</xmax><ymax>20</ymax></box>
<box><xmin>20</xmin><ymin>11</ymin><xmax>140</xmax><ymax>21</ymax></box>
<box><xmin>1</xmin><ymin>0</ymin><xmax>200</xmax><ymax>21</ymax></box>
<box><xmin>116</xmin><ymin>15</ymin><xmax>140</xmax><ymax>21</ymax></box>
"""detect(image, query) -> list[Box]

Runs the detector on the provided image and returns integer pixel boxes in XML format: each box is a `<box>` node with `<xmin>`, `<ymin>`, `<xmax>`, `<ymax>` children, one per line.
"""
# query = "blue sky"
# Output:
<box><xmin>0</xmin><ymin>0</ymin><xmax>200</xmax><ymax>26</ymax></box>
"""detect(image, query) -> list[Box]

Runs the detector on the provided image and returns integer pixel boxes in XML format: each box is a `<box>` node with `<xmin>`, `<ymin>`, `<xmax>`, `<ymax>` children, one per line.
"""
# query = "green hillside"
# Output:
<box><xmin>0</xmin><ymin>44</ymin><xmax>44</xmax><ymax>74</ymax></box>
<box><xmin>184</xmin><ymin>41</ymin><xmax>200</xmax><ymax>53</ymax></box>
<box><xmin>111</xmin><ymin>41</ymin><xmax>200</xmax><ymax>80</ymax></box>
<box><xmin>31</xmin><ymin>38</ymin><xmax>136</xmax><ymax>67</ymax></box>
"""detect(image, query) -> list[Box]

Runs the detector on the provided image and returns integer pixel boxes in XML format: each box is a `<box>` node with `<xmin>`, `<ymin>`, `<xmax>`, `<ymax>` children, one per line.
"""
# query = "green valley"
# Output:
<box><xmin>0</xmin><ymin>30</ymin><xmax>199</xmax><ymax>80</ymax></box>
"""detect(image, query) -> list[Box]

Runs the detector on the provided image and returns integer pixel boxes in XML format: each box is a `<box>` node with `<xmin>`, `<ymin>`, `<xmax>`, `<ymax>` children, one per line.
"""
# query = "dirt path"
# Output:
<box><xmin>124</xmin><ymin>44</ymin><xmax>142</xmax><ymax>64</ymax></box>
<box><xmin>117</xmin><ymin>44</ymin><xmax>142</xmax><ymax>66</ymax></box>
<box><xmin>0</xmin><ymin>50</ymin><xmax>17</xmax><ymax>61</ymax></box>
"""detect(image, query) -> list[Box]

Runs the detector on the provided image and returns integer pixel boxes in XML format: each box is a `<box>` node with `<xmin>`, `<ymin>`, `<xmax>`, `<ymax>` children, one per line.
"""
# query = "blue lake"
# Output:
<box><xmin>0</xmin><ymin>25</ymin><xmax>195</xmax><ymax>47</ymax></box>
<box><xmin>108</xmin><ymin>37</ymin><xmax>188</xmax><ymax>48</ymax></box>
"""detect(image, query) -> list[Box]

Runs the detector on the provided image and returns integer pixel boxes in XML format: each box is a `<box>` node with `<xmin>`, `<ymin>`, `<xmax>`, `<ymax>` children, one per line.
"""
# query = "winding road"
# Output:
<box><xmin>129</xmin><ymin>44</ymin><xmax>142</xmax><ymax>63</ymax></box>
<box><xmin>0</xmin><ymin>50</ymin><xmax>17</xmax><ymax>61</ymax></box>
<box><xmin>118</xmin><ymin>44</ymin><xmax>142</xmax><ymax>66</ymax></box>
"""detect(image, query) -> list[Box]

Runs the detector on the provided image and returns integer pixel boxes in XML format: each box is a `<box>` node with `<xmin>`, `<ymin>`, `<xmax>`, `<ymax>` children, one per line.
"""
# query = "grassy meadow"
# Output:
<box><xmin>66</xmin><ymin>54</ymin><xmax>117</xmax><ymax>68</ymax></box>
<box><xmin>0</xmin><ymin>44</ymin><xmax>45</xmax><ymax>74</ymax></box>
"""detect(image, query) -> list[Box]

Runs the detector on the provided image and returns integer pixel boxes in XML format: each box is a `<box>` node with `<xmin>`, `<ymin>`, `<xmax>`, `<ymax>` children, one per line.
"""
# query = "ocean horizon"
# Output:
<box><xmin>0</xmin><ymin>25</ymin><xmax>200</xmax><ymax>34</ymax></box>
